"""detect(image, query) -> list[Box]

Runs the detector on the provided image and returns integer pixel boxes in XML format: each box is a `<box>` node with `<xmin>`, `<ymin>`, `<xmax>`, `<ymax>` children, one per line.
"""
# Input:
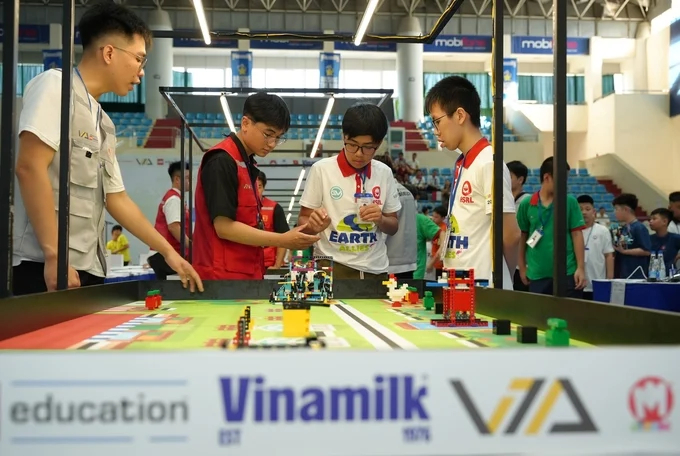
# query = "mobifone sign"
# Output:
<box><xmin>451</xmin><ymin>378</ymin><xmax>598</xmax><ymax>435</ymax></box>
<box><xmin>218</xmin><ymin>375</ymin><xmax>431</xmax><ymax>447</ymax></box>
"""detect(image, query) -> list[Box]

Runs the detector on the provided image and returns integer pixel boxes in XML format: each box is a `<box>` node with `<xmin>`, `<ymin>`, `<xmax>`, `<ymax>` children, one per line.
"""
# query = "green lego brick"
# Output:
<box><xmin>407</xmin><ymin>286</ymin><xmax>418</xmax><ymax>292</ymax></box>
<box><xmin>547</xmin><ymin>318</ymin><xmax>567</xmax><ymax>329</ymax></box>
<box><xmin>423</xmin><ymin>296</ymin><xmax>435</xmax><ymax>311</ymax></box>
<box><xmin>424</xmin><ymin>291</ymin><xmax>433</xmax><ymax>297</ymax></box>
<box><xmin>545</xmin><ymin>328</ymin><xmax>570</xmax><ymax>347</ymax></box>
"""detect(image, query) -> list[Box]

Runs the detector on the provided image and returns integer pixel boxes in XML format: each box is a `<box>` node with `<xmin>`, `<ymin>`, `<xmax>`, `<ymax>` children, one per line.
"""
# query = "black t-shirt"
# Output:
<box><xmin>200</xmin><ymin>134</ymin><xmax>259</xmax><ymax>222</ymax></box>
<box><xmin>271</xmin><ymin>203</ymin><xmax>290</xmax><ymax>234</ymax></box>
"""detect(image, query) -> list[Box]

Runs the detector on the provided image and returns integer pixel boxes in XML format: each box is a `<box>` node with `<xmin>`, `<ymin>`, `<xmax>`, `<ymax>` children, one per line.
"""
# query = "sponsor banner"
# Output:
<box><xmin>0</xmin><ymin>24</ymin><xmax>50</xmax><ymax>44</ymax></box>
<box><xmin>231</xmin><ymin>51</ymin><xmax>253</xmax><ymax>88</ymax></box>
<box><xmin>42</xmin><ymin>49</ymin><xmax>62</xmax><ymax>71</ymax></box>
<box><xmin>424</xmin><ymin>35</ymin><xmax>492</xmax><ymax>53</ymax></box>
<box><xmin>173</xmin><ymin>30</ymin><xmax>237</xmax><ymax>48</ymax></box>
<box><xmin>511</xmin><ymin>36</ymin><xmax>590</xmax><ymax>55</ymax></box>
<box><xmin>0</xmin><ymin>348</ymin><xmax>678</xmax><ymax>455</ymax></box>
<box><xmin>334</xmin><ymin>40</ymin><xmax>397</xmax><ymax>52</ymax></box>
<box><xmin>503</xmin><ymin>58</ymin><xmax>518</xmax><ymax>102</ymax></box>
<box><xmin>250</xmin><ymin>33</ymin><xmax>323</xmax><ymax>51</ymax></box>
<box><xmin>319</xmin><ymin>52</ymin><xmax>340</xmax><ymax>89</ymax></box>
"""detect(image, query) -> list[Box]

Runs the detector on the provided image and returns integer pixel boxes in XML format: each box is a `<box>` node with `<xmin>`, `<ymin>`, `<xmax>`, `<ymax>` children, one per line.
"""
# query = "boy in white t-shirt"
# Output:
<box><xmin>424</xmin><ymin>76</ymin><xmax>520</xmax><ymax>289</ymax></box>
<box><xmin>298</xmin><ymin>104</ymin><xmax>401</xmax><ymax>279</ymax></box>
<box><xmin>577</xmin><ymin>195</ymin><xmax>614</xmax><ymax>300</ymax></box>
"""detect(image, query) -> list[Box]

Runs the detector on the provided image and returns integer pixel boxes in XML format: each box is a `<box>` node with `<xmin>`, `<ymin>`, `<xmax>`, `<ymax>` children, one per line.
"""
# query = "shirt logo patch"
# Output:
<box><xmin>329</xmin><ymin>214</ymin><xmax>378</xmax><ymax>253</ymax></box>
<box><xmin>330</xmin><ymin>186</ymin><xmax>343</xmax><ymax>200</ymax></box>
<box><xmin>459</xmin><ymin>181</ymin><xmax>474</xmax><ymax>204</ymax></box>
<box><xmin>372</xmin><ymin>185</ymin><xmax>381</xmax><ymax>199</ymax></box>
<box><xmin>79</xmin><ymin>130</ymin><xmax>97</xmax><ymax>141</ymax></box>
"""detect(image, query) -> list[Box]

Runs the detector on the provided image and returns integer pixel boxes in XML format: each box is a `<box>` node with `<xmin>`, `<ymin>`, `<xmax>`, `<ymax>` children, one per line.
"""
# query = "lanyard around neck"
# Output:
<box><xmin>446</xmin><ymin>153</ymin><xmax>466</xmax><ymax>218</ymax></box>
<box><xmin>74</xmin><ymin>68</ymin><xmax>101</xmax><ymax>123</ymax></box>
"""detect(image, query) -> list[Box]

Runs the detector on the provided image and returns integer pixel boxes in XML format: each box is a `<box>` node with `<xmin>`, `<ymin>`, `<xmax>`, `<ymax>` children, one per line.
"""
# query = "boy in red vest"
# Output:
<box><xmin>192</xmin><ymin>92</ymin><xmax>318</xmax><ymax>280</ymax></box>
<box><xmin>148</xmin><ymin>161</ymin><xmax>191</xmax><ymax>279</ymax></box>
<box><xmin>256</xmin><ymin>171</ymin><xmax>290</xmax><ymax>269</ymax></box>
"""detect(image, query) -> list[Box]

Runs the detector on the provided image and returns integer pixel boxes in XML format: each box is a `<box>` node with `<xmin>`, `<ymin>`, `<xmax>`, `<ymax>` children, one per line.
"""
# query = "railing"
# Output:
<box><xmin>593</xmin><ymin>89</ymin><xmax>669</xmax><ymax>103</ymax></box>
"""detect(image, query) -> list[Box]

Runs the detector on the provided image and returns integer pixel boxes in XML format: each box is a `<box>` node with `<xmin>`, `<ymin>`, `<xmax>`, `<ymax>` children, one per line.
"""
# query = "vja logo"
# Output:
<box><xmin>330</xmin><ymin>186</ymin><xmax>343</xmax><ymax>200</ymax></box>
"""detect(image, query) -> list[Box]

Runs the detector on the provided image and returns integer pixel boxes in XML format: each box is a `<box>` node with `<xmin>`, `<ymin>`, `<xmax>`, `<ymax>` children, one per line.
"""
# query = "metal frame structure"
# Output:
<box><xmin>151</xmin><ymin>0</ymin><xmax>465</xmax><ymax>44</ymax></box>
<box><xmin>158</xmin><ymin>86</ymin><xmax>394</xmax><ymax>263</ymax></box>
<box><xmin>0</xmin><ymin>0</ymin><xmax>571</xmax><ymax>297</ymax></box>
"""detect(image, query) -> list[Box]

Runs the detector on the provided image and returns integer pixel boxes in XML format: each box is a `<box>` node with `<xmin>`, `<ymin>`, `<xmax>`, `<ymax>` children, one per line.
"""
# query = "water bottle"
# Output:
<box><xmin>648</xmin><ymin>253</ymin><xmax>658</xmax><ymax>281</ymax></box>
<box><xmin>658</xmin><ymin>253</ymin><xmax>667</xmax><ymax>281</ymax></box>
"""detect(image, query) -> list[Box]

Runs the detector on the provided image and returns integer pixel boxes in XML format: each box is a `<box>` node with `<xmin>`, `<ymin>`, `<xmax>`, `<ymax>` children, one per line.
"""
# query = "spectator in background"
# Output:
<box><xmin>611</xmin><ymin>193</ymin><xmax>651</xmax><ymax>279</ymax></box>
<box><xmin>578</xmin><ymin>195</ymin><xmax>614</xmax><ymax>300</ymax></box>
<box><xmin>410</xmin><ymin>169</ymin><xmax>428</xmax><ymax>200</ymax></box>
<box><xmin>517</xmin><ymin>157</ymin><xmax>586</xmax><ymax>297</ymax></box>
<box><xmin>106</xmin><ymin>225</ymin><xmax>131</xmax><ymax>266</ymax></box>
<box><xmin>256</xmin><ymin>171</ymin><xmax>290</xmax><ymax>269</ymax></box>
<box><xmin>507</xmin><ymin>160</ymin><xmax>530</xmax><ymax>205</ymax></box>
<box><xmin>427</xmin><ymin>169</ymin><xmax>442</xmax><ymax>191</ymax></box>
<box><xmin>596</xmin><ymin>207</ymin><xmax>611</xmax><ymax>228</ymax></box>
<box><xmin>148</xmin><ymin>160</ymin><xmax>191</xmax><ymax>280</ymax></box>
<box><xmin>649</xmin><ymin>208</ymin><xmax>680</xmax><ymax>274</ymax></box>
<box><xmin>668</xmin><ymin>192</ymin><xmax>680</xmax><ymax>234</ymax></box>
<box><xmin>376</xmin><ymin>155</ymin><xmax>418</xmax><ymax>279</ymax></box>
<box><xmin>408</xmin><ymin>152</ymin><xmax>420</xmax><ymax>170</ymax></box>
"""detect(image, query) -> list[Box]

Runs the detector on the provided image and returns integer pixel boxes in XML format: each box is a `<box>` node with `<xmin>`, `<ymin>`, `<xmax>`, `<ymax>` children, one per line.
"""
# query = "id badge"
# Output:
<box><xmin>526</xmin><ymin>228</ymin><xmax>543</xmax><ymax>248</ymax></box>
<box><xmin>355</xmin><ymin>193</ymin><xmax>373</xmax><ymax>223</ymax></box>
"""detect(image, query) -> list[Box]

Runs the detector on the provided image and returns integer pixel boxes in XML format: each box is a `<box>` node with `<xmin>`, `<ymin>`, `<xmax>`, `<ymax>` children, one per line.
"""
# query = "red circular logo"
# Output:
<box><xmin>628</xmin><ymin>376</ymin><xmax>674</xmax><ymax>428</ymax></box>
<box><xmin>461</xmin><ymin>181</ymin><xmax>472</xmax><ymax>196</ymax></box>
<box><xmin>372</xmin><ymin>186</ymin><xmax>381</xmax><ymax>199</ymax></box>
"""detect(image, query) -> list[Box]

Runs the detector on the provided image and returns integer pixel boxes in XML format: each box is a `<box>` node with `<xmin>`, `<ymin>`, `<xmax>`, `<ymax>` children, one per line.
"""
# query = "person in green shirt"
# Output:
<box><xmin>517</xmin><ymin>157</ymin><xmax>587</xmax><ymax>297</ymax></box>
<box><xmin>414</xmin><ymin>213</ymin><xmax>442</xmax><ymax>279</ymax></box>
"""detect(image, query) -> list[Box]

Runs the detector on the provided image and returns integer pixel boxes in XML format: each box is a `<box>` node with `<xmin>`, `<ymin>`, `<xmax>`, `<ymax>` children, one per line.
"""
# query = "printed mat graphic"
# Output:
<box><xmin>1</xmin><ymin>299</ymin><xmax>592</xmax><ymax>350</ymax></box>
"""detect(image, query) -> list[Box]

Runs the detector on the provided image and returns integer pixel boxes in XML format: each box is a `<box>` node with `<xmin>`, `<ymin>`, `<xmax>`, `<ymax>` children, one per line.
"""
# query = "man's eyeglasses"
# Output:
<box><xmin>103</xmin><ymin>46</ymin><xmax>147</xmax><ymax>70</ymax></box>
<box><xmin>344</xmin><ymin>143</ymin><xmax>378</xmax><ymax>155</ymax></box>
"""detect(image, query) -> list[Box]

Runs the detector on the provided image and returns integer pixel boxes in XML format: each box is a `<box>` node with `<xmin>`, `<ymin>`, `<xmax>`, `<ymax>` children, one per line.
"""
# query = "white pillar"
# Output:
<box><xmin>396</xmin><ymin>16</ymin><xmax>423</xmax><ymax>122</ymax></box>
<box><xmin>49</xmin><ymin>24</ymin><xmax>62</xmax><ymax>49</ymax></box>
<box><xmin>585</xmin><ymin>36</ymin><xmax>603</xmax><ymax>104</ymax></box>
<box><xmin>145</xmin><ymin>8</ymin><xmax>173</xmax><ymax>120</ymax></box>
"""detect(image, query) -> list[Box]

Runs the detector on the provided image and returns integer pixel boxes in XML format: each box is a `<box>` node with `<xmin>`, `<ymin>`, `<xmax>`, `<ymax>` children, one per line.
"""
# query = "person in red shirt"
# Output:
<box><xmin>256</xmin><ymin>171</ymin><xmax>290</xmax><ymax>269</ymax></box>
<box><xmin>148</xmin><ymin>161</ymin><xmax>191</xmax><ymax>279</ymax></box>
<box><xmin>192</xmin><ymin>92</ymin><xmax>318</xmax><ymax>280</ymax></box>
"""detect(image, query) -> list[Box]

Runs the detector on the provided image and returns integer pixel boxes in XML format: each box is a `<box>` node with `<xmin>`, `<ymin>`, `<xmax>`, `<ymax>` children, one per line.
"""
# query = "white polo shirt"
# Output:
<box><xmin>583</xmin><ymin>222</ymin><xmax>614</xmax><ymax>292</ymax></box>
<box><xmin>299</xmin><ymin>152</ymin><xmax>402</xmax><ymax>274</ymax></box>
<box><xmin>443</xmin><ymin>138</ymin><xmax>515</xmax><ymax>289</ymax></box>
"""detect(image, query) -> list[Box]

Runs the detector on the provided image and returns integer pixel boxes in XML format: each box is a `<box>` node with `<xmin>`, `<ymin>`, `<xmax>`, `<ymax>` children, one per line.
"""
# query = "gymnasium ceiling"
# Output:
<box><xmin>21</xmin><ymin>0</ymin><xmax>653</xmax><ymax>21</ymax></box>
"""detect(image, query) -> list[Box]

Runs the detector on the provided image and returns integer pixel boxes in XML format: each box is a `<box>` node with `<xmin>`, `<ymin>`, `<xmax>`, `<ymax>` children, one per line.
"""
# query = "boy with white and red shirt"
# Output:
<box><xmin>148</xmin><ymin>161</ymin><xmax>192</xmax><ymax>279</ymax></box>
<box><xmin>298</xmin><ymin>104</ymin><xmax>401</xmax><ymax>279</ymax></box>
<box><xmin>425</xmin><ymin>76</ymin><xmax>520</xmax><ymax>289</ymax></box>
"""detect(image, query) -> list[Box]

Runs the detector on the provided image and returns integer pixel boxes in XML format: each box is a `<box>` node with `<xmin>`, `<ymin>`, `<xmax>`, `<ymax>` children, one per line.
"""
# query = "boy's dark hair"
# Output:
<box><xmin>424</xmin><ymin>76</ymin><xmax>481</xmax><ymax>128</ymax></box>
<box><xmin>669</xmin><ymin>191</ymin><xmax>680</xmax><ymax>203</ymax></box>
<box><xmin>78</xmin><ymin>1</ymin><xmax>152</xmax><ymax>51</ymax></box>
<box><xmin>244</xmin><ymin>92</ymin><xmax>290</xmax><ymax>132</ymax></box>
<box><xmin>612</xmin><ymin>193</ymin><xmax>638</xmax><ymax>212</ymax></box>
<box><xmin>539</xmin><ymin>157</ymin><xmax>571</xmax><ymax>183</ymax></box>
<box><xmin>577</xmin><ymin>195</ymin><xmax>594</xmax><ymax>206</ymax></box>
<box><xmin>433</xmin><ymin>205</ymin><xmax>448</xmax><ymax>218</ymax></box>
<box><xmin>112</xmin><ymin>224</ymin><xmax>123</xmax><ymax>232</ymax></box>
<box><xmin>168</xmin><ymin>161</ymin><xmax>189</xmax><ymax>179</ymax></box>
<box><xmin>650</xmin><ymin>208</ymin><xmax>673</xmax><ymax>225</ymax></box>
<box><xmin>342</xmin><ymin>103</ymin><xmax>389</xmax><ymax>144</ymax></box>
<box><xmin>506</xmin><ymin>160</ymin><xmax>528</xmax><ymax>186</ymax></box>
<box><xmin>257</xmin><ymin>170</ymin><xmax>267</xmax><ymax>186</ymax></box>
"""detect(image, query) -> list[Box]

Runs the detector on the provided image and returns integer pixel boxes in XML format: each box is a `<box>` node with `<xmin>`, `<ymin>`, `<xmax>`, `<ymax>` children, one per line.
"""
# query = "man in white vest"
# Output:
<box><xmin>12</xmin><ymin>1</ymin><xmax>203</xmax><ymax>295</ymax></box>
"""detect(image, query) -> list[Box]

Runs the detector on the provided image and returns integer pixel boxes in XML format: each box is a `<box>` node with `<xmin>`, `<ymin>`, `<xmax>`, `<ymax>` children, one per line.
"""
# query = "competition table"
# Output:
<box><xmin>0</xmin><ymin>279</ymin><xmax>679</xmax><ymax>456</ymax></box>
<box><xmin>592</xmin><ymin>278</ymin><xmax>680</xmax><ymax>313</ymax></box>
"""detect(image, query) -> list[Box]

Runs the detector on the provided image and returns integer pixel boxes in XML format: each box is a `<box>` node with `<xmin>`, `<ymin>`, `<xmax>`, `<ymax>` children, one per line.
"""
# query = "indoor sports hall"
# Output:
<box><xmin>0</xmin><ymin>0</ymin><xmax>679</xmax><ymax>455</ymax></box>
